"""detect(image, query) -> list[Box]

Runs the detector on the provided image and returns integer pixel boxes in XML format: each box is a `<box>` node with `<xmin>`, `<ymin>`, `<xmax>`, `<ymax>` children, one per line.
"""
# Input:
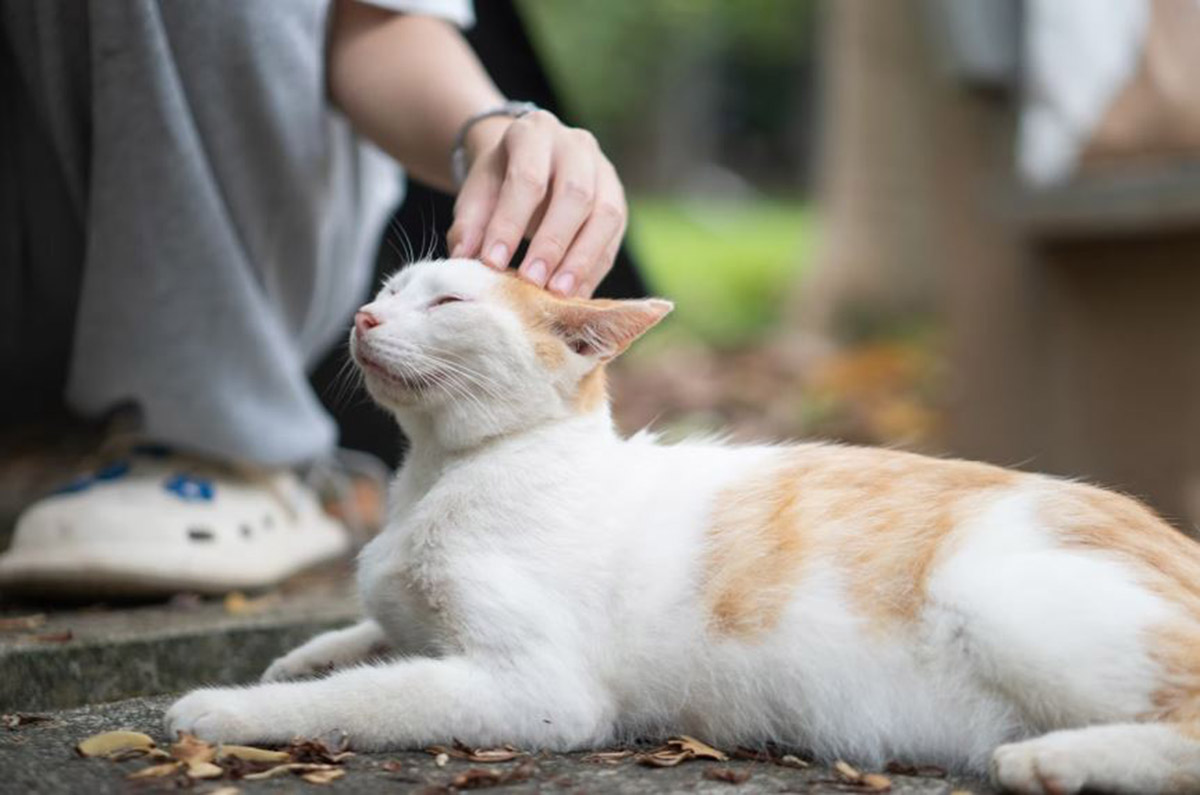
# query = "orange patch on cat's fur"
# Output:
<box><xmin>495</xmin><ymin>275</ymin><xmax>614</xmax><ymax>414</ymax></box>
<box><xmin>704</xmin><ymin>445</ymin><xmax>1017</xmax><ymax>637</ymax></box>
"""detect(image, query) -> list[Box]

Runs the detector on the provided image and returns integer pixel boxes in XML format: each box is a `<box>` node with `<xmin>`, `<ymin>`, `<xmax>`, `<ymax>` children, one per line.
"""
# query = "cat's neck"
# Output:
<box><xmin>392</xmin><ymin>405</ymin><xmax>618</xmax><ymax>498</ymax></box>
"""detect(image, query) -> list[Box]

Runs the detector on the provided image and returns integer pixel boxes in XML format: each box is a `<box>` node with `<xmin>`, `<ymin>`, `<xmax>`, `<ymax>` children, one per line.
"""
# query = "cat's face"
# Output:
<box><xmin>350</xmin><ymin>259</ymin><xmax>671</xmax><ymax>441</ymax></box>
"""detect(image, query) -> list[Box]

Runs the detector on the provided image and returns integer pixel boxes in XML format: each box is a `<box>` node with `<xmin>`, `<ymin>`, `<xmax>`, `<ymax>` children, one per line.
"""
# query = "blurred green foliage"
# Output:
<box><xmin>631</xmin><ymin>198</ymin><xmax>812</xmax><ymax>345</ymax></box>
<box><xmin>518</xmin><ymin>0</ymin><xmax>816</xmax><ymax>151</ymax></box>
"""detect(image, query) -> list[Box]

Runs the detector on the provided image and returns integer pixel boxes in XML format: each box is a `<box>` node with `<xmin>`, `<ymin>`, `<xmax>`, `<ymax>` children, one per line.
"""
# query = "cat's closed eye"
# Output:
<box><xmin>429</xmin><ymin>295</ymin><xmax>467</xmax><ymax>309</ymax></box>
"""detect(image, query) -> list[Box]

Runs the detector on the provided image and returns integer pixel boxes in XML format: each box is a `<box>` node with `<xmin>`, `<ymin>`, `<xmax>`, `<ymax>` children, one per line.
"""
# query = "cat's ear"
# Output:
<box><xmin>551</xmin><ymin>298</ymin><xmax>673</xmax><ymax>360</ymax></box>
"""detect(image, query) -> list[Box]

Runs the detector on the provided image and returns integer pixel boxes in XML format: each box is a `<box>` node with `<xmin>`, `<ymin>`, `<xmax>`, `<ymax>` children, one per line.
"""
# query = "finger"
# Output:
<box><xmin>578</xmin><ymin>230</ymin><xmax>623</xmax><ymax>298</ymax></box>
<box><xmin>448</xmin><ymin>152</ymin><xmax>504</xmax><ymax>259</ymax></box>
<box><xmin>547</xmin><ymin>164</ymin><xmax>626</xmax><ymax>297</ymax></box>
<box><xmin>480</xmin><ymin>118</ymin><xmax>553</xmax><ymax>269</ymax></box>
<box><xmin>519</xmin><ymin>130</ymin><xmax>597</xmax><ymax>288</ymax></box>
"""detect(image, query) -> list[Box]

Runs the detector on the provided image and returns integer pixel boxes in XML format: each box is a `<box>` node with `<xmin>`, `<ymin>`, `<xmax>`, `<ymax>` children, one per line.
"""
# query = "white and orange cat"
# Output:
<box><xmin>169</xmin><ymin>259</ymin><xmax>1200</xmax><ymax>793</ymax></box>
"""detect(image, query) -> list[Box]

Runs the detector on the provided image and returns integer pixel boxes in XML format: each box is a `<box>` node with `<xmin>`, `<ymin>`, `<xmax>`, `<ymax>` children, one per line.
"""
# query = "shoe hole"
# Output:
<box><xmin>187</xmin><ymin>527</ymin><xmax>216</xmax><ymax>542</ymax></box>
<box><xmin>239</xmin><ymin>524</ymin><xmax>253</xmax><ymax>539</ymax></box>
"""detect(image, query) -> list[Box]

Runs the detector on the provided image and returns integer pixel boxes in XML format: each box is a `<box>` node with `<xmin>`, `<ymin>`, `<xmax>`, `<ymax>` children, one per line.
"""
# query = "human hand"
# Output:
<box><xmin>447</xmin><ymin>111</ymin><xmax>627</xmax><ymax>298</ymax></box>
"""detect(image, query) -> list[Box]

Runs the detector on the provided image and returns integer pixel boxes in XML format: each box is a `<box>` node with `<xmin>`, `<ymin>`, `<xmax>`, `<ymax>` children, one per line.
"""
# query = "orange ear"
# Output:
<box><xmin>550</xmin><ymin>298</ymin><xmax>673</xmax><ymax>360</ymax></box>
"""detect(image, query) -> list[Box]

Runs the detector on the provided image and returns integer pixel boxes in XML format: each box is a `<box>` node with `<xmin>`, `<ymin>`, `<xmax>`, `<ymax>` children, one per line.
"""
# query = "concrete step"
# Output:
<box><xmin>0</xmin><ymin>693</ymin><xmax>993</xmax><ymax>794</ymax></box>
<box><xmin>0</xmin><ymin>564</ymin><xmax>358</xmax><ymax>712</ymax></box>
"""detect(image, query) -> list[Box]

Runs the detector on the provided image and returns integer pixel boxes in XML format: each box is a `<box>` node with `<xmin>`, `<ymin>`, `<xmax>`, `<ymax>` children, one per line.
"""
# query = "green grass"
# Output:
<box><xmin>629</xmin><ymin>197</ymin><xmax>813</xmax><ymax>346</ymax></box>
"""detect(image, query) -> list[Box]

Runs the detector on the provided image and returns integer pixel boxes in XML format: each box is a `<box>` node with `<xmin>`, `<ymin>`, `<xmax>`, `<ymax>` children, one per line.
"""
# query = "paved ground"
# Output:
<box><xmin>0</xmin><ymin>565</ymin><xmax>358</xmax><ymax>710</ymax></box>
<box><xmin>0</xmin><ymin>695</ymin><xmax>995</xmax><ymax>795</ymax></box>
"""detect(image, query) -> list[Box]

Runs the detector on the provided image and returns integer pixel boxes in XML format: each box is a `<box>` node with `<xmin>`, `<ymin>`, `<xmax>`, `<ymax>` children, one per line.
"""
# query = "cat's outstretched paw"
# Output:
<box><xmin>166</xmin><ymin>688</ymin><xmax>265</xmax><ymax>744</ymax></box>
<box><xmin>261</xmin><ymin>650</ymin><xmax>335</xmax><ymax>683</ymax></box>
<box><xmin>991</xmin><ymin>740</ymin><xmax>1088</xmax><ymax>795</ymax></box>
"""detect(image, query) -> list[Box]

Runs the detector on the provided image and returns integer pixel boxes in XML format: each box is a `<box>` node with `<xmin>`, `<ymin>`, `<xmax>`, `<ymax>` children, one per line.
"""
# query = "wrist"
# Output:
<box><xmin>449</xmin><ymin>101</ymin><xmax>540</xmax><ymax>187</ymax></box>
<box><xmin>462</xmin><ymin>116</ymin><xmax>512</xmax><ymax>164</ymax></box>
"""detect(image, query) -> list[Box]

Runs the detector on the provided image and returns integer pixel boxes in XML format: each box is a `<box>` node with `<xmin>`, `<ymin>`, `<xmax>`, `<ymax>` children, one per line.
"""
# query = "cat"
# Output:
<box><xmin>168</xmin><ymin>258</ymin><xmax>1200</xmax><ymax>794</ymax></box>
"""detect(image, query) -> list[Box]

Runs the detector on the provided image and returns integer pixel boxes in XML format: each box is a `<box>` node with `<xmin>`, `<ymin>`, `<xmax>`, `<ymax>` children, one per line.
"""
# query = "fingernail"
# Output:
<box><xmin>549</xmin><ymin>271</ymin><xmax>575</xmax><ymax>295</ymax></box>
<box><xmin>486</xmin><ymin>242</ymin><xmax>509</xmax><ymax>268</ymax></box>
<box><xmin>524</xmin><ymin>259</ymin><xmax>548</xmax><ymax>285</ymax></box>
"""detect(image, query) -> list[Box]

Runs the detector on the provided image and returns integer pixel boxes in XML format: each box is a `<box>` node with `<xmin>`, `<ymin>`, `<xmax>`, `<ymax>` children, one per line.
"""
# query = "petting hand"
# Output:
<box><xmin>447</xmin><ymin>110</ymin><xmax>627</xmax><ymax>298</ymax></box>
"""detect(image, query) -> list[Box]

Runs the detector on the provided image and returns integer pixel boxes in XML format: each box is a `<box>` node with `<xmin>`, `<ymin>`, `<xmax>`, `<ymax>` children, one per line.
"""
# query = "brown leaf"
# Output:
<box><xmin>217</xmin><ymin>744</ymin><xmax>290</xmax><ymax>763</ymax></box>
<box><xmin>207</xmin><ymin>788</ymin><xmax>242</xmax><ymax>795</ymax></box>
<box><xmin>186</xmin><ymin>760</ymin><xmax>225</xmax><ymax>779</ymax></box>
<box><xmin>76</xmin><ymin>730</ymin><xmax>156</xmax><ymax>758</ymax></box>
<box><xmin>884</xmin><ymin>761</ymin><xmax>948</xmax><ymax>778</ymax></box>
<box><xmin>673</xmin><ymin>735</ymin><xmax>728</xmax><ymax>761</ymax></box>
<box><xmin>286</xmin><ymin>735</ymin><xmax>353</xmax><ymax>764</ymax></box>
<box><xmin>703</xmin><ymin>767</ymin><xmax>752</xmax><ymax>784</ymax></box>
<box><xmin>834</xmin><ymin>760</ymin><xmax>863</xmax><ymax>783</ymax></box>
<box><xmin>126</xmin><ymin>762</ymin><xmax>183</xmax><ymax>779</ymax></box>
<box><xmin>862</xmin><ymin>773</ymin><xmax>893</xmax><ymax>792</ymax></box>
<box><xmin>581</xmin><ymin>749</ymin><xmax>635</xmax><ymax>764</ymax></box>
<box><xmin>381</xmin><ymin>760</ymin><xmax>405</xmax><ymax>772</ymax></box>
<box><xmin>301</xmin><ymin>768</ymin><xmax>346</xmax><ymax>784</ymax></box>
<box><xmin>1</xmin><ymin>713</ymin><xmax>53</xmax><ymax>730</ymax></box>
<box><xmin>170</xmin><ymin>731</ymin><xmax>217</xmax><ymax>766</ymax></box>
<box><xmin>780</xmin><ymin>754</ymin><xmax>810</xmax><ymax>769</ymax></box>
<box><xmin>0</xmin><ymin>614</ymin><xmax>46</xmax><ymax>632</ymax></box>
<box><xmin>242</xmin><ymin>762</ymin><xmax>339</xmax><ymax>781</ymax></box>
<box><xmin>427</xmin><ymin>739</ymin><xmax>525</xmax><ymax>763</ymax></box>
<box><xmin>26</xmin><ymin>630</ymin><xmax>72</xmax><ymax>644</ymax></box>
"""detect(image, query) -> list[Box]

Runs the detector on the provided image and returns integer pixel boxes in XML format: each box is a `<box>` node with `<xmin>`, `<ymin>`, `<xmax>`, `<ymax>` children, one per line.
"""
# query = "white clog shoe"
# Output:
<box><xmin>0</xmin><ymin>449</ymin><xmax>349</xmax><ymax>597</ymax></box>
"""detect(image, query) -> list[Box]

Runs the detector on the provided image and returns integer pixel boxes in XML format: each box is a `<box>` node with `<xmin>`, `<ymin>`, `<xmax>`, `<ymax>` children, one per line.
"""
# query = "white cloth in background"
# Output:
<box><xmin>1018</xmin><ymin>0</ymin><xmax>1148</xmax><ymax>185</ymax></box>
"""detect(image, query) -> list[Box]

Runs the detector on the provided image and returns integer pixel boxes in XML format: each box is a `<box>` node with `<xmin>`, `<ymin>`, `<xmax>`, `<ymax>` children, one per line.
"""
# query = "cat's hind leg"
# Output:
<box><xmin>261</xmin><ymin>620</ymin><xmax>391</xmax><ymax>682</ymax></box>
<box><xmin>990</xmin><ymin>723</ymin><xmax>1200</xmax><ymax>794</ymax></box>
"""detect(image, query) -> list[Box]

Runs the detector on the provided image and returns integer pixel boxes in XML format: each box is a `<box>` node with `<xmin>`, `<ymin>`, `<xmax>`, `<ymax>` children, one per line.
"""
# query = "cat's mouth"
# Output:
<box><xmin>355</xmin><ymin>352</ymin><xmax>437</xmax><ymax>392</ymax></box>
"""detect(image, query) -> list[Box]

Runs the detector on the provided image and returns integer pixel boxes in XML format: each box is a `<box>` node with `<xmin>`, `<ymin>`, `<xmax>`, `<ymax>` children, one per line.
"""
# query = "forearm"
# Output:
<box><xmin>326</xmin><ymin>0</ymin><xmax>506</xmax><ymax>192</ymax></box>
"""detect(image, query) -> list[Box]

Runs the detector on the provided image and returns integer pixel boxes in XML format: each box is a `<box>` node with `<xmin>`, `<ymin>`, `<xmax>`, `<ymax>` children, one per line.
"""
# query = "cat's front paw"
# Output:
<box><xmin>991</xmin><ymin>740</ymin><xmax>1088</xmax><ymax>795</ymax></box>
<box><xmin>166</xmin><ymin>688</ymin><xmax>266</xmax><ymax>744</ymax></box>
<box><xmin>261</xmin><ymin>650</ymin><xmax>336</xmax><ymax>683</ymax></box>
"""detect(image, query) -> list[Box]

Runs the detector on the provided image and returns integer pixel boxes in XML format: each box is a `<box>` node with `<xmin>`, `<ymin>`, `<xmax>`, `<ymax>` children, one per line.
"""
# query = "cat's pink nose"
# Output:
<box><xmin>354</xmin><ymin>311</ymin><xmax>381</xmax><ymax>337</ymax></box>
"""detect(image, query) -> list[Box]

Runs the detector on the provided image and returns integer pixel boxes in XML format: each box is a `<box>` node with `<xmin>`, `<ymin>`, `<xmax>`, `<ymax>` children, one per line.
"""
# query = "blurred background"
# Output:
<box><xmin>361</xmin><ymin>0</ymin><xmax>1200</xmax><ymax>530</ymax></box>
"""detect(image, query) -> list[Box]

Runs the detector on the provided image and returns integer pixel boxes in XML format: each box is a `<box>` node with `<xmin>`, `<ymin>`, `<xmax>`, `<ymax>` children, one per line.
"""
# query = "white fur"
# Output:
<box><xmin>167</xmin><ymin>260</ymin><xmax>1199</xmax><ymax>792</ymax></box>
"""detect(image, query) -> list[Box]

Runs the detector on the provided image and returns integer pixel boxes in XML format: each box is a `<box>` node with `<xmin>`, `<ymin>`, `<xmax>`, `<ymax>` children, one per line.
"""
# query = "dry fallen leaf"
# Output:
<box><xmin>26</xmin><ymin>630</ymin><xmax>73</xmax><ymax>643</ymax></box>
<box><xmin>302</xmin><ymin>768</ymin><xmax>346</xmax><ymax>784</ymax></box>
<box><xmin>242</xmin><ymin>762</ymin><xmax>339</xmax><ymax>781</ymax></box>
<box><xmin>884</xmin><ymin>761</ymin><xmax>948</xmax><ymax>778</ymax></box>
<box><xmin>171</xmin><ymin>731</ymin><xmax>217</xmax><ymax>765</ymax></box>
<box><xmin>208</xmin><ymin>788</ymin><xmax>242</xmax><ymax>795</ymax></box>
<box><xmin>435</xmin><ymin>752</ymin><xmax>450</xmax><ymax>767</ymax></box>
<box><xmin>287</xmin><ymin>735</ymin><xmax>354</xmax><ymax>764</ymax></box>
<box><xmin>76</xmin><ymin>730</ymin><xmax>156</xmax><ymax>758</ymax></box>
<box><xmin>673</xmin><ymin>736</ymin><xmax>728</xmax><ymax>761</ymax></box>
<box><xmin>186</xmin><ymin>760</ymin><xmax>225</xmax><ymax>779</ymax></box>
<box><xmin>126</xmin><ymin>761</ymin><xmax>182</xmax><ymax>780</ymax></box>
<box><xmin>217</xmin><ymin>744</ymin><xmax>290</xmax><ymax>763</ymax></box>
<box><xmin>637</xmin><ymin>736</ymin><xmax>729</xmax><ymax>767</ymax></box>
<box><xmin>862</xmin><ymin>773</ymin><xmax>893</xmax><ymax>792</ymax></box>
<box><xmin>780</xmin><ymin>754</ymin><xmax>810</xmax><ymax>769</ymax></box>
<box><xmin>703</xmin><ymin>767</ymin><xmax>752</xmax><ymax>784</ymax></box>
<box><xmin>581</xmin><ymin>749</ymin><xmax>635</xmax><ymax>764</ymax></box>
<box><xmin>835</xmin><ymin>760</ymin><xmax>863</xmax><ymax>783</ymax></box>
<box><xmin>427</xmin><ymin>739</ymin><xmax>525</xmax><ymax>763</ymax></box>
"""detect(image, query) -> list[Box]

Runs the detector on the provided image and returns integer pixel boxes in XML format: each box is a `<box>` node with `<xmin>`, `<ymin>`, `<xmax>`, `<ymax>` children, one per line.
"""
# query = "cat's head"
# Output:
<box><xmin>349</xmin><ymin>259</ymin><xmax>671</xmax><ymax>445</ymax></box>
